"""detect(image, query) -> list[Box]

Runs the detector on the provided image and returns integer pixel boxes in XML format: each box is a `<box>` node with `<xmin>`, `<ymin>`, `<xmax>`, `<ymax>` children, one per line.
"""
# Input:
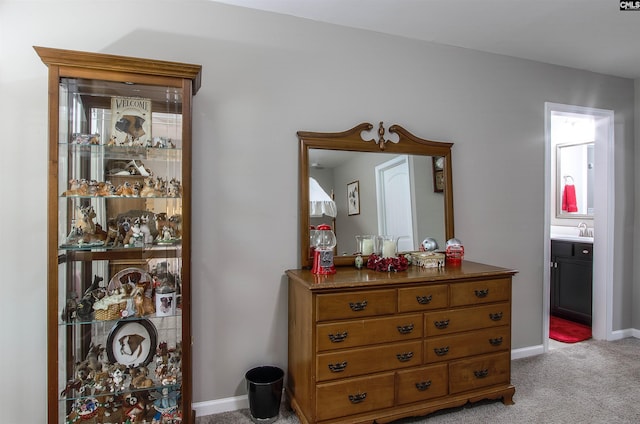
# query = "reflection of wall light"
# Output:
<box><xmin>552</xmin><ymin>114</ymin><xmax>595</xmax><ymax>145</ymax></box>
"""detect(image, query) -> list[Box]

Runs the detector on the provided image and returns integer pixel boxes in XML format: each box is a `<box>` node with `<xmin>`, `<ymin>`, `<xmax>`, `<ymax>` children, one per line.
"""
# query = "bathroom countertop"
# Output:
<box><xmin>550</xmin><ymin>234</ymin><xmax>593</xmax><ymax>244</ymax></box>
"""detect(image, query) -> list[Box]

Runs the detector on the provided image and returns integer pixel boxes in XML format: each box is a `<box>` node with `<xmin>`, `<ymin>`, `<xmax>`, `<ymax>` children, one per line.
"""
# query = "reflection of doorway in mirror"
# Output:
<box><xmin>375</xmin><ymin>155</ymin><xmax>415</xmax><ymax>252</ymax></box>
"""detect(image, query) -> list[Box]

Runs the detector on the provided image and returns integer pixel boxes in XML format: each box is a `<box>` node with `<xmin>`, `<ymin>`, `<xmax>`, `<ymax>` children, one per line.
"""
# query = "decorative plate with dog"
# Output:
<box><xmin>106</xmin><ymin>318</ymin><xmax>157</xmax><ymax>367</ymax></box>
<box><xmin>108</xmin><ymin>267</ymin><xmax>152</xmax><ymax>293</ymax></box>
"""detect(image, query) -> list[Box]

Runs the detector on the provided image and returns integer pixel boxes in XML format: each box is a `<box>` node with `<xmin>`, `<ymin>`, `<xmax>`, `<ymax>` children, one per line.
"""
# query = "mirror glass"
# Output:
<box><xmin>299</xmin><ymin>123</ymin><xmax>454</xmax><ymax>268</ymax></box>
<box><xmin>556</xmin><ymin>141</ymin><xmax>594</xmax><ymax>218</ymax></box>
<box><xmin>309</xmin><ymin>150</ymin><xmax>446</xmax><ymax>256</ymax></box>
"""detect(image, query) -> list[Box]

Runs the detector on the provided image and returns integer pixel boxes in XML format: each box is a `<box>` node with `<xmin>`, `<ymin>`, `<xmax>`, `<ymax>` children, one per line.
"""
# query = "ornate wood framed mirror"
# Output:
<box><xmin>298</xmin><ymin>122</ymin><xmax>455</xmax><ymax>268</ymax></box>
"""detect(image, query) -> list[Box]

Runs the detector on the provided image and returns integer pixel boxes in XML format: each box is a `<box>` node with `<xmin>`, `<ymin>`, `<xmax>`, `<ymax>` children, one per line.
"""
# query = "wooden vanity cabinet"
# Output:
<box><xmin>286</xmin><ymin>261</ymin><xmax>517</xmax><ymax>424</ymax></box>
<box><xmin>550</xmin><ymin>240</ymin><xmax>593</xmax><ymax>325</ymax></box>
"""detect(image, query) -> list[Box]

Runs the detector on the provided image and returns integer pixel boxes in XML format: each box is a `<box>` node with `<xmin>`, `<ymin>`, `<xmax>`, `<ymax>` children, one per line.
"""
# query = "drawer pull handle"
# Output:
<box><xmin>416</xmin><ymin>295</ymin><xmax>432</xmax><ymax>304</ymax></box>
<box><xmin>397</xmin><ymin>324</ymin><xmax>414</xmax><ymax>334</ymax></box>
<box><xmin>396</xmin><ymin>352</ymin><xmax>414</xmax><ymax>362</ymax></box>
<box><xmin>582</xmin><ymin>249</ymin><xmax>590</xmax><ymax>254</ymax></box>
<box><xmin>475</xmin><ymin>289</ymin><xmax>489</xmax><ymax>298</ymax></box>
<box><xmin>434</xmin><ymin>319</ymin><xmax>450</xmax><ymax>329</ymax></box>
<box><xmin>489</xmin><ymin>312</ymin><xmax>503</xmax><ymax>321</ymax></box>
<box><xmin>434</xmin><ymin>346</ymin><xmax>449</xmax><ymax>356</ymax></box>
<box><xmin>415</xmin><ymin>380</ymin><xmax>432</xmax><ymax>391</ymax></box>
<box><xmin>474</xmin><ymin>369</ymin><xmax>489</xmax><ymax>378</ymax></box>
<box><xmin>348</xmin><ymin>392</ymin><xmax>367</xmax><ymax>404</ymax></box>
<box><xmin>328</xmin><ymin>332</ymin><xmax>348</xmax><ymax>343</ymax></box>
<box><xmin>349</xmin><ymin>300</ymin><xmax>368</xmax><ymax>311</ymax></box>
<box><xmin>489</xmin><ymin>337</ymin><xmax>503</xmax><ymax>346</ymax></box>
<box><xmin>328</xmin><ymin>361</ymin><xmax>347</xmax><ymax>373</ymax></box>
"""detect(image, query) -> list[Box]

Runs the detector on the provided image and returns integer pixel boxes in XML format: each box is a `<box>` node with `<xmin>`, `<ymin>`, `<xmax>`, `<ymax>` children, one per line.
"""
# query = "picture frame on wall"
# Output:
<box><xmin>433</xmin><ymin>156</ymin><xmax>445</xmax><ymax>193</ymax></box>
<box><xmin>347</xmin><ymin>180</ymin><xmax>360</xmax><ymax>215</ymax></box>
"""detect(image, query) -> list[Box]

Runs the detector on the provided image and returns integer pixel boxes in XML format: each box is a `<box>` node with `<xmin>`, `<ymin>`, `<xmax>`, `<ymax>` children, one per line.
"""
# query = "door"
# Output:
<box><xmin>375</xmin><ymin>155</ymin><xmax>415</xmax><ymax>252</ymax></box>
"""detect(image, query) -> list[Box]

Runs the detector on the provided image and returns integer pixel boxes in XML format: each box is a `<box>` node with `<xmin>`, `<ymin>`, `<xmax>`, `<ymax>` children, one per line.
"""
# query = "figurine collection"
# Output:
<box><xmin>62</xmin><ymin>342</ymin><xmax>183</xmax><ymax>424</ymax></box>
<box><xmin>62</xmin><ymin>266</ymin><xmax>179</xmax><ymax>324</ymax></box>
<box><xmin>61</xmin><ymin>205</ymin><xmax>182</xmax><ymax>249</ymax></box>
<box><xmin>62</xmin><ymin>177</ymin><xmax>183</xmax><ymax>199</ymax></box>
<box><xmin>61</xmin><ymin>267</ymin><xmax>182</xmax><ymax>423</ymax></box>
<box><xmin>71</xmin><ymin>132</ymin><xmax>177</xmax><ymax>149</ymax></box>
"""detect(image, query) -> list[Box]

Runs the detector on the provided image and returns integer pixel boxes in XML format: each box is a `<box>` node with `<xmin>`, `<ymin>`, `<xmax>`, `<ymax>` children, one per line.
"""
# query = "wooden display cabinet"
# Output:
<box><xmin>36</xmin><ymin>46</ymin><xmax>201</xmax><ymax>423</ymax></box>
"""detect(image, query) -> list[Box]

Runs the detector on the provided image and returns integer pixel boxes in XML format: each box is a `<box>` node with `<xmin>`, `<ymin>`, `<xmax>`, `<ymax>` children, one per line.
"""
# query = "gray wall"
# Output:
<box><xmin>0</xmin><ymin>1</ymin><xmax>636</xmax><ymax>422</ymax></box>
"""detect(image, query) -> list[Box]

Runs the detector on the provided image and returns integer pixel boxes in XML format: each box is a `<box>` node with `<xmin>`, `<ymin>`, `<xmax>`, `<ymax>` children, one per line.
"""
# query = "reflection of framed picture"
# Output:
<box><xmin>347</xmin><ymin>180</ymin><xmax>360</xmax><ymax>216</ymax></box>
<box><xmin>106</xmin><ymin>319</ymin><xmax>157</xmax><ymax>367</ymax></box>
<box><xmin>432</xmin><ymin>156</ymin><xmax>445</xmax><ymax>193</ymax></box>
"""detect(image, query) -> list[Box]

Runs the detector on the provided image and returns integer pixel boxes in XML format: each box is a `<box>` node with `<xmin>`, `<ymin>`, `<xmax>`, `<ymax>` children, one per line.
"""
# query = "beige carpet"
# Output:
<box><xmin>198</xmin><ymin>338</ymin><xmax>640</xmax><ymax>423</ymax></box>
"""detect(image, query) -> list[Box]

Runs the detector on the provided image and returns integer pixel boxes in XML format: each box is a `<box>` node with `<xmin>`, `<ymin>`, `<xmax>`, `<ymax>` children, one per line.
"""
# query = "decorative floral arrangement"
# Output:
<box><xmin>366</xmin><ymin>254</ymin><xmax>409</xmax><ymax>272</ymax></box>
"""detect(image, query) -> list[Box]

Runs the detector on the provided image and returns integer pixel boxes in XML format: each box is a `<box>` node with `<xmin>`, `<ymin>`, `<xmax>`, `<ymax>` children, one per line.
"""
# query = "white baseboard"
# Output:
<box><xmin>609</xmin><ymin>328</ymin><xmax>637</xmax><ymax>340</ymax></box>
<box><xmin>193</xmin><ymin>394</ymin><xmax>248</xmax><ymax>418</ymax></box>
<box><xmin>511</xmin><ymin>344</ymin><xmax>544</xmax><ymax>360</ymax></box>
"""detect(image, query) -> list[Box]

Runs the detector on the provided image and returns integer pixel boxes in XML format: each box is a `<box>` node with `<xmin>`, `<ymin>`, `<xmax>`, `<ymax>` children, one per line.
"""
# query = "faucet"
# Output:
<box><xmin>577</xmin><ymin>222</ymin><xmax>593</xmax><ymax>237</ymax></box>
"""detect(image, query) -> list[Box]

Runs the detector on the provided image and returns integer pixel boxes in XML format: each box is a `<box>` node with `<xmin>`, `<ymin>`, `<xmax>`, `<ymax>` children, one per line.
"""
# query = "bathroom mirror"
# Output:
<box><xmin>556</xmin><ymin>141</ymin><xmax>594</xmax><ymax>218</ymax></box>
<box><xmin>298</xmin><ymin>122</ymin><xmax>455</xmax><ymax>268</ymax></box>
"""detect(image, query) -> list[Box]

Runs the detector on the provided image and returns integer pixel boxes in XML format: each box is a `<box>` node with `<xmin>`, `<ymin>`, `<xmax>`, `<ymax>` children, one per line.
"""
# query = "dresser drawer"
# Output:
<box><xmin>425</xmin><ymin>302</ymin><xmax>510</xmax><ymax>336</ymax></box>
<box><xmin>317</xmin><ymin>314</ymin><xmax>423</xmax><ymax>352</ymax></box>
<box><xmin>396</xmin><ymin>364</ymin><xmax>448</xmax><ymax>405</ymax></box>
<box><xmin>425</xmin><ymin>326</ymin><xmax>510</xmax><ymax>362</ymax></box>
<box><xmin>316</xmin><ymin>373</ymin><xmax>395</xmax><ymax>421</ymax></box>
<box><xmin>449</xmin><ymin>352</ymin><xmax>510</xmax><ymax>394</ymax></box>
<box><xmin>397</xmin><ymin>284</ymin><xmax>449</xmax><ymax>312</ymax></box>
<box><xmin>316</xmin><ymin>340</ymin><xmax>422</xmax><ymax>381</ymax></box>
<box><xmin>316</xmin><ymin>289</ymin><xmax>397</xmax><ymax>321</ymax></box>
<box><xmin>450</xmin><ymin>278</ymin><xmax>511</xmax><ymax>307</ymax></box>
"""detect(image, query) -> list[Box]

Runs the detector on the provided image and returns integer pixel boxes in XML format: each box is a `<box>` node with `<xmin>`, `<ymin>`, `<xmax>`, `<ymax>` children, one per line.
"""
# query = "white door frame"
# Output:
<box><xmin>543</xmin><ymin>102</ymin><xmax>615</xmax><ymax>351</ymax></box>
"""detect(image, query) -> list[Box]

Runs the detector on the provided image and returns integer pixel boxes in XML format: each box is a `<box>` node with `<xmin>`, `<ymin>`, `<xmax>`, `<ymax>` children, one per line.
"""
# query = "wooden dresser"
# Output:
<box><xmin>286</xmin><ymin>261</ymin><xmax>517</xmax><ymax>424</ymax></box>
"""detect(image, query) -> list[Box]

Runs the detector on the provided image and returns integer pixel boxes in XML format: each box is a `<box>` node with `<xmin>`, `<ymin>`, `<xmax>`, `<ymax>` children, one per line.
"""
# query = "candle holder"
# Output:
<box><xmin>378</xmin><ymin>235</ymin><xmax>400</xmax><ymax>258</ymax></box>
<box><xmin>355</xmin><ymin>235</ymin><xmax>376</xmax><ymax>256</ymax></box>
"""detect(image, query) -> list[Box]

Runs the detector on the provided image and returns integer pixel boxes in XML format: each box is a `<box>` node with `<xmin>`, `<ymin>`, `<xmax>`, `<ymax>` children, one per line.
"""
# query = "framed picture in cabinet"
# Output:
<box><xmin>106</xmin><ymin>319</ymin><xmax>158</xmax><ymax>367</ymax></box>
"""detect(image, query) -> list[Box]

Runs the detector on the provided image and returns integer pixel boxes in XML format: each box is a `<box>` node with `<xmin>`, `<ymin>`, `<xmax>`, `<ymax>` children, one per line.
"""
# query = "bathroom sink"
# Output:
<box><xmin>550</xmin><ymin>234</ymin><xmax>593</xmax><ymax>243</ymax></box>
<box><xmin>550</xmin><ymin>224</ymin><xmax>594</xmax><ymax>244</ymax></box>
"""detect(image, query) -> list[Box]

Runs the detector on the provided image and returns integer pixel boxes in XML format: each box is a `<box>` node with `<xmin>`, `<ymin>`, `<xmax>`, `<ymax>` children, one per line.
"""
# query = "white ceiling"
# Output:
<box><xmin>211</xmin><ymin>0</ymin><xmax>640</xmax><ymax>79</ymax></box>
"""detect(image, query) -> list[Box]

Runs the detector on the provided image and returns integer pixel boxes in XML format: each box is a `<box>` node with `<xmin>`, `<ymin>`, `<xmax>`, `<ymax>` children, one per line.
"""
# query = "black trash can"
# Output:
<box><xmin>245</xmin><ymin>366</ymin><xmax>284</xmax><ymax>424</ymax></box>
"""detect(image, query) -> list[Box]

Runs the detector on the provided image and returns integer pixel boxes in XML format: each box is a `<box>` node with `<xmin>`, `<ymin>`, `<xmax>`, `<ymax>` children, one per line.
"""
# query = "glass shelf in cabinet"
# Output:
<box><xmin>59</xmin><ymin>381</ymin><xmax>182</xmax><ymax>403</ymax></box>
<box><xmin>58</xmin><ymin>241</ymin><xmax>182</xmax><ymax>252</ymax></box>
<box><xmin>59</xmin><ymin>310</ymin><xmax>183</xmax><ymax>327</ymax></box>
<box><xmin>59</xmin><ymin>143</ymin><xmax>182</xmax><ymax>159</ymax></box>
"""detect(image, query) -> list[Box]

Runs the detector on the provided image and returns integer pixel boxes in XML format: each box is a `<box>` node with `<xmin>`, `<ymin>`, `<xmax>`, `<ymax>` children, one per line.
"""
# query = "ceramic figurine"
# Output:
<box><xmin>123</xmin><ymin>392</ymin><xmax>147</xmax><ymax>423</ymax></box>
<box><xmin>139</xmin><ymin>214</ymin><xmax>154</xmax><ymax>244</ymax></box>
<box><xmin>132</xmin><ymin>285</ymin><xmax>155</xmax><ymax>316</ymax></box>
<box><xmin>150</xmin><ymin>387</ymin><xmax>179</xmax><ymax>422</ymax></box>
<box><xmin>130</xmin><ymin>365</ymin><xmax>153</xmax><ymax>389</ymax></box>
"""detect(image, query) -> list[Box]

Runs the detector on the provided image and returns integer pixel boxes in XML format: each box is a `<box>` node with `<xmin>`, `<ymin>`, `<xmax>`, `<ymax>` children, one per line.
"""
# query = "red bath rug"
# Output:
<box><xmin>549</xmin><ymin>315</ymin><xmax>592</xmax><ymax>343</ymax></box>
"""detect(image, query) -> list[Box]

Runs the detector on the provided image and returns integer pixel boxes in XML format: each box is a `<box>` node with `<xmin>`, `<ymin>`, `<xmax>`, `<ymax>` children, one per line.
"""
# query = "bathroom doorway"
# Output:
<box><xmin>543</xmin><ymin>103</ymin><xmax>614</xmax><ymax>352</ymax></box>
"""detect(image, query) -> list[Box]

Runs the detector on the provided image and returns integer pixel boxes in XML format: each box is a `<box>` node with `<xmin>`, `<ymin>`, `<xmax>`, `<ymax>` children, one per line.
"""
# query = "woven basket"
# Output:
<box><xmin>95</xmin><ymin>301</ymin><xmax>127</xmax><ymax>321</ymax></box>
